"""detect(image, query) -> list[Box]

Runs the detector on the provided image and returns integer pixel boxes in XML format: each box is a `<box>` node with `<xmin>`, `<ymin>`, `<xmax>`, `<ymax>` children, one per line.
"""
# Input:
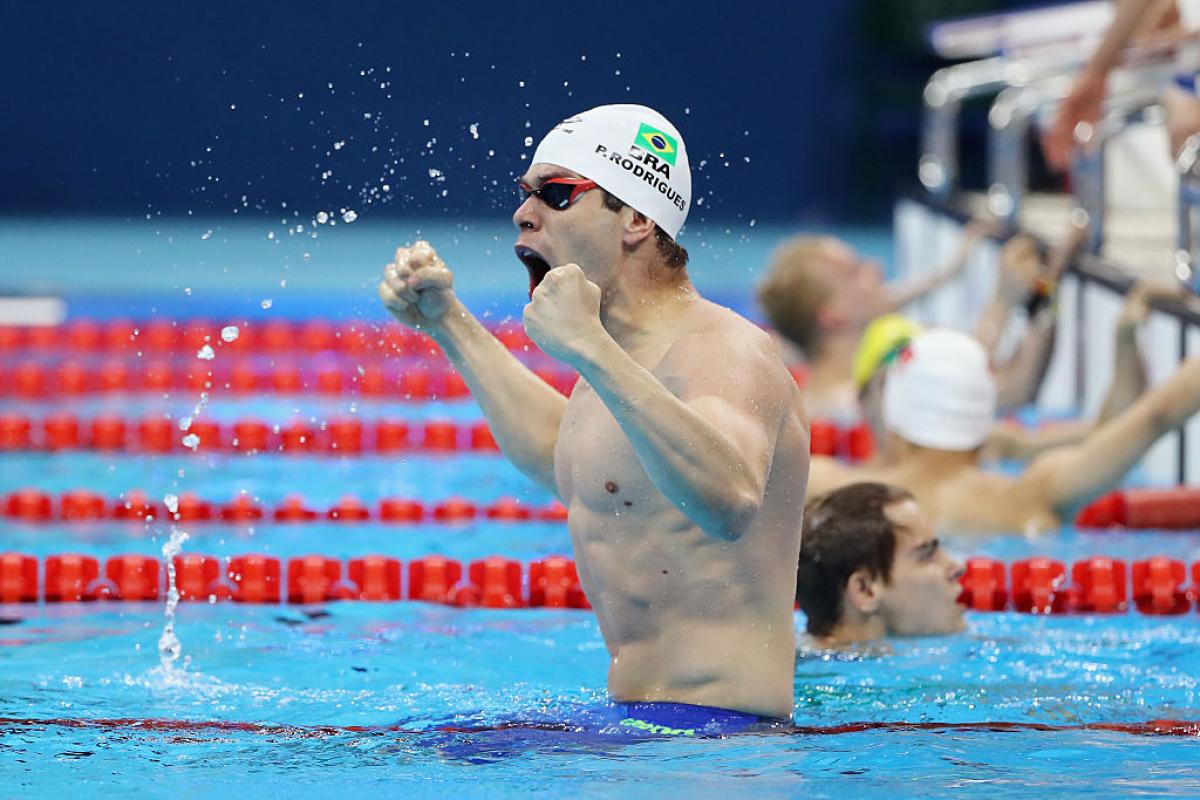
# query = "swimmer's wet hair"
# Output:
<box><xmin>797</xmin><ymin>482</ymin><xmax>914</xmax><ymax>637</ymax></box>
<box><xmin>601</xmin><ymin>191</ymin><xmax>689</xmax><ymax>269</ymax></box>
<box><xmin>756</xmin><ymin>237</ymin><xmax>835</xmax><ymax>356</ymax></box>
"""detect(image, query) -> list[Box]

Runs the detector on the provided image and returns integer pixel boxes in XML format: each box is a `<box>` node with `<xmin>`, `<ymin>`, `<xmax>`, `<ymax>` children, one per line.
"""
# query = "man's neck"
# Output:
<box><xmin>819</xmin><ymin>615</ymin><xmax>887</xmax><ymax>648</ymax></box>
<box><xmin>599</xmin><ymin>257</ymin><xmax>697</xmax><ymax>351</ymax></box>
<box><xmin>805</xmin><ymin>332</ymin><xmax>860</xmax><ymax>395</ymax></box>
<box><xmin>896</xmin><ymin>441</ymin><xmax>981</xmax><ymax>476</ymax></box>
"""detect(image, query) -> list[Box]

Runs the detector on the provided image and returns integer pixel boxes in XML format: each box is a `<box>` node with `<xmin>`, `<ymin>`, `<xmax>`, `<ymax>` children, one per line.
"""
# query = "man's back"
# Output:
<box><xmin>877</xmin><ymin>462</ymin><xmax>1060</xmax><ymax>535</ymax></box>
<box><xmin>554</xmin><ymin>299</ymin><xmax>808</xmax><ymax>718</ymax></box>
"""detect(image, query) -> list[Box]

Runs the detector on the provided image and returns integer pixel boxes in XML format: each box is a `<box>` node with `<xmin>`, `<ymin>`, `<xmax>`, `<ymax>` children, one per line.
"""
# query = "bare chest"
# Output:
<box><xmin>554</xmin><ymin>383</ymin><xmax>663</xmax><ymax>515</ymax></box>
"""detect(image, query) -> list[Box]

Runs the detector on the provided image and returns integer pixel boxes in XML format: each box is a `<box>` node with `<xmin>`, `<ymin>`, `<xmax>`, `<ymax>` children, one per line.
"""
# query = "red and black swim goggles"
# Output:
<box><xmin>517</xmin><ymin>177</ymin><xmax>599</xmax><ymax>210</ymax></box>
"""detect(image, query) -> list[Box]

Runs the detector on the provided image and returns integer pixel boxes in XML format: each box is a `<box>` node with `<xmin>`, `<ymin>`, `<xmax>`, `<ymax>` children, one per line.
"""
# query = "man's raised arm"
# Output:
<box><xmin>523</xmin><ymin>263</ymin><xmax>802</xmax><ymax>540</ymax></box>
<box><xmin>1018</xmin><ymin>353</ymin><xmax>1200</xmax><ymax>513</ymax></box>
<box><xmin>379</xmin><ymin>241</ymin><xmax>566</xmax><ymax>495</ymax></box>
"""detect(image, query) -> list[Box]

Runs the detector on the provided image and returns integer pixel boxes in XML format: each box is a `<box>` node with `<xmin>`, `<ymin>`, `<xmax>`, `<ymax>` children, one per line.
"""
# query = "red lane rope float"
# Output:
<box><xmin>3</xmin><ymin>552</ymin><xmax>1199</xmax><ymax>613</ymax></box>
<box><xmin>0</xmin><ymin>715</ymin><xmax>1195</xmax><ymax>739</ymax></box>
<box><xmin>1</xmin><ymin>489</ymin><xmax>567</xmax><ymax>525</ymax></box>
<box><xmin>958</xmin><ymin>556</ymin><xmax>1200</xmax><ymax>615</ymax></box>
<box><xmin>0</xmin><ymin>553</ymin><xmax>591</xmax><ymax>608</ymax></box>
<box><xmin>1076</xmin><ymin>488</ymin><xmax>1200</xmax><ymax>530</ymax></box>
<box><xmin>0</xmin><ymin>414</ymin><xmax>863</xmax><ymax>459</ymax></box>
<box><xmin>0</xmin><ymin>319</ymin><xmax>540</xmax><ymax>358</ymax></box>
<box><xmin>0</xmin><ymin>415</ymin><xmax>509</xmax><ymax>455</ymax></box>
<box><xmin>807</xmin><ymin>421</ymin><xmax>873</xmax><ymax>461</ymax></box>
<box><xmin>0</xmin><ymin>359</ymin><xmax>580</xmax><ymax>400</ymax></box>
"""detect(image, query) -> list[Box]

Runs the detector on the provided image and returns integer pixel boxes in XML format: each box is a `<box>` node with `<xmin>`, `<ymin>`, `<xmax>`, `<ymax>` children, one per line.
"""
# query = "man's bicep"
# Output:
<box><xmin>686</xmin><ymin>393</ymin><xmax>776</xmax><ymax>473</ymax></box>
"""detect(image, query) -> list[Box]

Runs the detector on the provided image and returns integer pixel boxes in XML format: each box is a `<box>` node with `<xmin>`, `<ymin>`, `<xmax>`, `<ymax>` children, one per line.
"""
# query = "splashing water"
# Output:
<box><xmin>158</xmin><ymin>525</ymin><xmax>191</xmax><ymax>675</ymax></box>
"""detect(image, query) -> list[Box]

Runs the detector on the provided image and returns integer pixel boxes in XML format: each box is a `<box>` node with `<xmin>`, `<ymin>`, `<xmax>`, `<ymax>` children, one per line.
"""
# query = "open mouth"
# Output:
<box><xmin>515</xmin><ymin>246</ymin><xmax>552</xmax><ymax>298</ymax></box>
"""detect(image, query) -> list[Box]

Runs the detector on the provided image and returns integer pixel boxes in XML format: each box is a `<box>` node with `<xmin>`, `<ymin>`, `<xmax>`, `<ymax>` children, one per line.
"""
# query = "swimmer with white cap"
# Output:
<box><xmin>379</xmin><ymin>105</ymin><xmax>809</xmax><ymax>726</ymax></box>
<box><xmin>806</xmin><ymin>327</ymin><xmax>1200</xmax><ymax>535</ymax></box>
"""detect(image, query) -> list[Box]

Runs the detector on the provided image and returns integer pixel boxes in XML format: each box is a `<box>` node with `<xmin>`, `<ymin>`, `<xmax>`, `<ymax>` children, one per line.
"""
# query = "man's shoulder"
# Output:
<box><xmin>649</xmin><ymin>306</ymin><xmax>791</xmax><ymax>411</ymax></box>
<box><xmin>668</xmin><ymin>301</ymin><xmax>776</xmax><ymax>362</ymax></box>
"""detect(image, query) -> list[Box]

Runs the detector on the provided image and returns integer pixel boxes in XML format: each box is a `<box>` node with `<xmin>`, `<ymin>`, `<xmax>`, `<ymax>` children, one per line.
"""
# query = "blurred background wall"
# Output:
<box><xmin>2</xmin><ymin>1</ymin><xmax>1013</xmax><ymax>224</ymax></box>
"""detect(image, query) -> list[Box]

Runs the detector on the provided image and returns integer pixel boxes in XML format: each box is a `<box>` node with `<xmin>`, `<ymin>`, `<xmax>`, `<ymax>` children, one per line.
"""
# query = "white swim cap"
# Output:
<box><xmin>882</xmin><ymin>329</ymin><xmax>996</xmax><ymax>451</ymax></box>
<box><xmin>531</xmin><ymin>104</ymin><xmax>691</xmax><ymax>240</ymax></box>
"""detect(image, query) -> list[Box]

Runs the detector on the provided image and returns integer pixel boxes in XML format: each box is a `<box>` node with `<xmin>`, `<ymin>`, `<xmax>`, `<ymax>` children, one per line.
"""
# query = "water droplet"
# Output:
<box><xmin>523</xmin><ymin>136</ymin><xmax>533</xmax><ymax>147</ymax></box>
<box><xmin>181</xmin><ymin>433</ymin><xmax>200</xmax><ymax>450</ymax></box>
<box><xmin>196</xmin><ymin>344</ymin><xmax>215</xmax><ymax>360</ymax></box>
<box><xmin>178</xmin><ymin>417</ymin><xmax>192</xmax><ymax>431</ymax></box>
<box><xmin>261</xmin><ymin>299</ymin><xmax>273</xmax><ymax>310</ymax></box>
<box><xmin>315</xmin><ymin>211</ymin><xmax>329</xmax><ymax>224</ymax></box>
<box><xmin>220</xmin><ymin>325</ymin><xmax>239</xmax><ymax>342</ymax></box>
<box><xmin>341</xmin><ymin>209</ymin><xmax>358</xmax><ymax>223</ymax></box>
<box><xmin>163</xmin><ymin>494</ymin><xmax>179</xmax><ymax>513</ymax></box>
<box><xmin>469</xmin><ymin>123</ymin><xmax>480</xmax><ymax>139</ymax></box>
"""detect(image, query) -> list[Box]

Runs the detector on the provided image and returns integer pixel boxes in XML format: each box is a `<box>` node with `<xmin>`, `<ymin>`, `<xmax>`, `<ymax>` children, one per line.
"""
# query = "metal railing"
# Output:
<box><xmin>1069</xmin><ymin>100</ymin><xmax>1166</xmax><ymax>255</ymax></box>
<box><xmin>1177</xmin><ymin>135</ymin><xmax>1200</xmax><ymax>291</ymax></box>
<box><xmin>920</xmin><ymin>57</ymin><xmax>1071</xmax><ymax>199</ymax></box>
<box><xmin>921</xmin><ymin>43</ymin><xmax>1198</xmax><ymax>235</ymax></box>
<box><xmin>984</xmin><ymin>75</ymin><xmax>1075</xmax><ymax>225</ymax></box>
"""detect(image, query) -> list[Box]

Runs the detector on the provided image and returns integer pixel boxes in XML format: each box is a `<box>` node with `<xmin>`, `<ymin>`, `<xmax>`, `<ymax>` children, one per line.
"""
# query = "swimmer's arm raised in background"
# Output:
<box><xmin>525</xmin><ymin>264</ymin><xmax>797</xmax><ymax>540</ymax></box>
<box><xmin>990</xmin><ymin>219</ymin><xmax>1088</xmax><ymax>410</ymax></box>
<box><xmin>983</xmin><ymin>279</ymin><xmax>1166</xmax><ymax>461</ymax></box>
<box><xmin>379</xmin><ymin>242</ymin><xmax>565</xmax><ymax>495</ymax></box>
<box><xmin>882</xmin><ymin>219</ymin><xmax>990</xmax><ymax>312</ymax></box>
<box><xmin>1017</xmin><ymin>353</ymin><xmax>1200</xmax><ymax>513</ymax></box>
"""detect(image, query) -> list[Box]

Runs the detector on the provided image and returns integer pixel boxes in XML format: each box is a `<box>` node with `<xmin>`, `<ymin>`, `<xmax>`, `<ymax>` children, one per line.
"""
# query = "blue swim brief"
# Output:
<box><xmin>427</xmin><ymin>701</ymin><xmax>791</xmax><ymax>762</ymax></box>
<box><xmin>598</xmin><ymin>701</ymin><xmax>790</xmax><ymax>738</ymax></box>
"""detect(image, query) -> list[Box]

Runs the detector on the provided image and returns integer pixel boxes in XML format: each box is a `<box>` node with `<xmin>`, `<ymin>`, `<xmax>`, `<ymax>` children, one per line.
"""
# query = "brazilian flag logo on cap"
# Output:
<box><xmin>634</xmin><ymin>122</ymin><xmax>678</xmax><ymax>166</ymax></box>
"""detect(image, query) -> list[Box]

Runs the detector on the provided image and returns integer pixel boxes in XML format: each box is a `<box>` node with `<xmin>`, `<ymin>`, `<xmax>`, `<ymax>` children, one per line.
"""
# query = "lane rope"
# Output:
<box><xmin>2</xmin><ymin>552</ymin><xmax>1198</xmax><ymax>613</ymax></box>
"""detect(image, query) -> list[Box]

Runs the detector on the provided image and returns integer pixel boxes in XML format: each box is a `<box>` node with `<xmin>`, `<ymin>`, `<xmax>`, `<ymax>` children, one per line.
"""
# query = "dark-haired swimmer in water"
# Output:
<box><xmin>797</xmin><ymin>482</ymin><xmax>965</xmax><ymax>648</ymax></box>
<box><xmin>379</xmin><ymin>104</ymin><xmax>809</xmax><ymax>730</ymax></box>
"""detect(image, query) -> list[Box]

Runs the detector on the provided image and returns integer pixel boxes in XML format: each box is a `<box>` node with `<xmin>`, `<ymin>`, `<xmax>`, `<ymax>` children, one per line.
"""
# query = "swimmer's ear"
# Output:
<box><xmin>622</xmin><ymin>209</ymin><xmax>657</xmax><ymax>247</ymax></box>
<box><xmin>844</xmin><ymin>569</ymin><xmax>882</xmax><ymax>615</ymax></box>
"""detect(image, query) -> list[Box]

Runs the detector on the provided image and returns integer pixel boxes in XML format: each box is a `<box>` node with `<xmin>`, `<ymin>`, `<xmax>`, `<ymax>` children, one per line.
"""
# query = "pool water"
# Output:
<box><xmin>2</xmin><ymin>219</ymin><xmax>1199</xmax><ymax>796</ymax></box>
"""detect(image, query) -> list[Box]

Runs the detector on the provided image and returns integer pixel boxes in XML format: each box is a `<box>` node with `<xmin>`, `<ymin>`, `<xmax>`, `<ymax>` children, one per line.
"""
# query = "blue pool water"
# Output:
<box><xmin>2</xmin><ymin>219</ymin><xmax>1199</xmax><ymax>796</ymax></box>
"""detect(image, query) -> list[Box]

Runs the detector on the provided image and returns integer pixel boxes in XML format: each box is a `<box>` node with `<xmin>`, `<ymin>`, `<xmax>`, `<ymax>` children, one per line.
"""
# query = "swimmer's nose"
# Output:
<box><xmin>947</xmin><ymin>555</ymin><xmax>965</xmax><ymax>583</ymax></box>
<box><xmin>513</xmin><ymin>196</ymin><xmax>539</xmax><ymax>231</ymax></box>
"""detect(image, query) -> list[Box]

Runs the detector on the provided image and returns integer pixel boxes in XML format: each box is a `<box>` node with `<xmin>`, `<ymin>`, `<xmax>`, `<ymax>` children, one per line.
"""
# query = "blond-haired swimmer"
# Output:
<box><xmin>756</xmin><ymin>221</ymin><xmax>991</xmax><ymax>422</ymax></box>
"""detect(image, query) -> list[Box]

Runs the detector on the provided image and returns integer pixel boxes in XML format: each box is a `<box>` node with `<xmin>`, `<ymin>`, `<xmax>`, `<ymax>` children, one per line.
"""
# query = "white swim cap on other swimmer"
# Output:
<box><xmin>532</xmin><ymin>104</ymin><xmax>691</xmax><ymax>240</ymax></box>
<box><xmin>882</xmin><ymin>329</ymin><xmax>996</xmax><ymax>451</ymax></box>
